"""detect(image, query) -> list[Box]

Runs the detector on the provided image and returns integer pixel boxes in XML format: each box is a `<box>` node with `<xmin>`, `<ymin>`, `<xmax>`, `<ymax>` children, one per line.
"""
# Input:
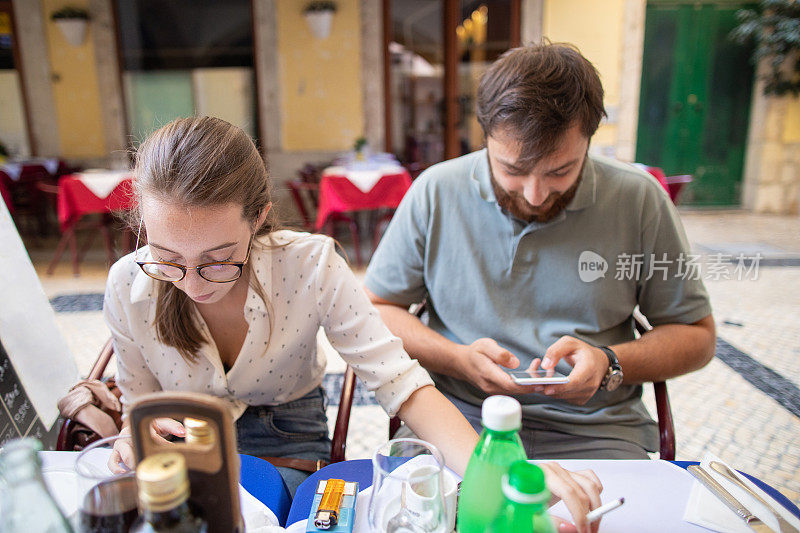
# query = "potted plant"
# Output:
<box><xmin>730</xmin><ymin>0</ymin><xmax>800</xmax><ymax>96</ymax></box>
<box><xmin>354</xmin><ymin>136</ymin><xmax>368</xmax><ymax>161</ymax></box>
<box><xmin>303</xmin><ymin>1</ymin><xmax>336</xmax><ymax>40</ymax></box>
<box><xmin>51</xmin><ymin>6</ymin><xmax>90</xmax><ymax>47</ymax></box>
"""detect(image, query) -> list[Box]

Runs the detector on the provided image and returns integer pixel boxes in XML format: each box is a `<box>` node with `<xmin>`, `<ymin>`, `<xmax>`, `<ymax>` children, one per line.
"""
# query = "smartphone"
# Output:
<box><xmin>509</xmin><ymin>369</ymin><xmax>570</xmax><ymax>385</ymax></box>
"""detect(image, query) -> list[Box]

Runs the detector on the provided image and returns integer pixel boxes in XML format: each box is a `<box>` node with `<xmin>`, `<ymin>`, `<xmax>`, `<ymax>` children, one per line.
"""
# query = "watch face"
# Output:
<box><xmin>605</xmin><ymin>371</ymin><xmax>624</xmax><ymax>391</ymax></box>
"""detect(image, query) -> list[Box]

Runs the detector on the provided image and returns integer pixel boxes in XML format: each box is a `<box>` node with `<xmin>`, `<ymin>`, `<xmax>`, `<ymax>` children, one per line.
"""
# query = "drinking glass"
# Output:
<box><xmin>74</xmin><ymin>435</ymin><xmax>139</xmax><ymax>533</ymax></box>
<box><xmin>368</xmin><ymin>438</ymin><xmax>447</xmax><ymax>533</ymax></box>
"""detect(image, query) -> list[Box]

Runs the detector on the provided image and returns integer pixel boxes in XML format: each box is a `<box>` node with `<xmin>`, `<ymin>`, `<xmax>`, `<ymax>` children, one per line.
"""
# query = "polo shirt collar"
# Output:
<box><xmin>567</xmin><ymin>154</ymin><xmax>597</xmax><ymax>212</ymax></box>
<box><xmin>470</xmin><ymin>148</ymin><xmax>597</xmax><ymax>213</ymax></box>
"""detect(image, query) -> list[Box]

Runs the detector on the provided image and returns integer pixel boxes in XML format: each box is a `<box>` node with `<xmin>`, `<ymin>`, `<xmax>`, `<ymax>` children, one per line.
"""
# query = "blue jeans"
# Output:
<box><xmin>236</xmin><ymin>387</ymin><xmax>331</xmax><ymax>497</ymax></box>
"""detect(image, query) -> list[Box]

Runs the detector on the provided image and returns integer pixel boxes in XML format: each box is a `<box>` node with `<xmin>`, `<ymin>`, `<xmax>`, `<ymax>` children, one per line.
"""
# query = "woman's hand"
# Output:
<box><xmin>107</xmin><ymin>418</ymin><xmax>186</xmax><ymax>473</ymax></box>
<box><xmin>539</xmin><ymin>462</ymin><xmax>603</xmax><ymax>533</ymax></box>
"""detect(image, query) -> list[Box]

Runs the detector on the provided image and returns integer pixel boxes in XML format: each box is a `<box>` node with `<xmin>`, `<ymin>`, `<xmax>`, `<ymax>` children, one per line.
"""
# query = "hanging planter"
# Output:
<box><xmin>51</xmin><ymin>6</ymin><xmax>90</xmax><ymax>47</ymax></box>
<box><xmin>303</xmin><ymin>1</ymin><xmax>336</xmax><ymax>40</ymax></box>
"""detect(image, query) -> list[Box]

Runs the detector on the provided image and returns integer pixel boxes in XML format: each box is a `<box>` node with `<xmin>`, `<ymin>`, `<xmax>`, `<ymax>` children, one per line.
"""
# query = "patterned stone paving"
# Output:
<box><xmin>28</xmin><ymin>209</ymin><xmax>800</xmax><ymax>506</ymax></box>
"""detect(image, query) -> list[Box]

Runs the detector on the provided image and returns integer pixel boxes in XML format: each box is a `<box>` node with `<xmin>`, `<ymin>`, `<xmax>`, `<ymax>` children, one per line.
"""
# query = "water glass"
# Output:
<box><xmin>74</xmin><ymin>435</ymin><xmax>139</xmax><ymax>533</ymax></box>
<box><xmin>368</xmin><ymin>438</ymin><xmax>448</xmax><ymax>533</ymax></box>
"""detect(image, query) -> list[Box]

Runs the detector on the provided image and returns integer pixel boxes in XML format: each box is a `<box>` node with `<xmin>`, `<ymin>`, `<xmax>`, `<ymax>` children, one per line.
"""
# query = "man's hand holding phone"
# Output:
<box><xmin>527</xmin><ymin>336</ymin><xmax>610</xmax><ymax>405</ymax></box>
<box><xmin>456</xmin><ymin>338</ymin><xmax>570</xmax><ymax>395</ymax></box>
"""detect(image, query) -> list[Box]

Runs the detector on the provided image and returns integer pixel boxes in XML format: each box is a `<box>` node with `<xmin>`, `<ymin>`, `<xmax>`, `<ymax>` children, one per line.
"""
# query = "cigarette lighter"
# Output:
<box><xmin>306</xmin><ymin>479</ymin><xmax>358</xmax><ymax>532</ymax></box>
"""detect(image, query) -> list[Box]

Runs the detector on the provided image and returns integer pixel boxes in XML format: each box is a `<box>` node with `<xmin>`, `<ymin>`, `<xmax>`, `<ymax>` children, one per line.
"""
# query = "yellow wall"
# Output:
<box><xmin>43</xmin><ymin>0</ymin><xmax>106</xmax><ymax>158</ymax></box>
<box><xmin>276</xmin><ymin>0</ymin><xmax>364</xmax><ymax>151</ymax></box>
<box><xmin>542</xmin><ymin>0</ymin><xmax>626</xmax><ymax>147</ymax></box>
<box><xmin>783</xmin><ymin>96</ymin><xmax>800</xmax><ymax>143</ymax></box>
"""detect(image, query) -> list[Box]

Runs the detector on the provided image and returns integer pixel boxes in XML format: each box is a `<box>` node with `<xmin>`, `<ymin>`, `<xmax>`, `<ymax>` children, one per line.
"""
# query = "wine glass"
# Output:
<box><xmin>368</xmin><ymin>438</ymin><xmax>448</xmax><ymax>533</ymax></box>
<box><xmin>74</xmin><ymin>435</ymin><xmax>139</xmax><ymax>533</ymax></box>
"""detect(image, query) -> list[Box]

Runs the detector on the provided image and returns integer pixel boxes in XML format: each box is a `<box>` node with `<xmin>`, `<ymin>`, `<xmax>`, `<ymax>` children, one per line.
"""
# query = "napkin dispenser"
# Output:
<box><xmin>129</xmin><ymin>391</ymin><xmax>243</xmax><ymax>533</ymax></box>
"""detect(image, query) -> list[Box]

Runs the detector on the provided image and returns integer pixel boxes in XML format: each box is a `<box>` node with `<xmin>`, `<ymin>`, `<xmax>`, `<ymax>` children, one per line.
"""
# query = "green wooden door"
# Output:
<box><xmin>636</xmin><ymin>2</ymin><xmax>755</xmax><ymax>206</ymax></box>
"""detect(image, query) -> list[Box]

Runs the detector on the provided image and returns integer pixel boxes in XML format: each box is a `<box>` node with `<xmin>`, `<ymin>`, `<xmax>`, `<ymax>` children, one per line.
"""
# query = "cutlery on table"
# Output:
<box><xmin>688</xmin><ymin>465</ymin><xmax>775</xmax><ymax>533</ymax></box>
<box><xmin>710</xmin><ymin>461</ymin><xmax>798</xmax><ymax>533</ymax></box>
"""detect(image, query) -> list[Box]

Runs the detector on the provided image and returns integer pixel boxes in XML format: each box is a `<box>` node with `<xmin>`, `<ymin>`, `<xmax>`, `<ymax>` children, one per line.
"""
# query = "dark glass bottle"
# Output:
<box><xmin>130</xmin><ymin>453</ymin><xmax>207</xmax><ymax>533</ymax></box>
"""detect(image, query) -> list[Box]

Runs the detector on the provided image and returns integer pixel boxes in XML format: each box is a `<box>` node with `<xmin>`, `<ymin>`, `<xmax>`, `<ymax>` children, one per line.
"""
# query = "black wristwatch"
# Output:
<box><xmin>598</xmin><ymin>345</ymin><xmax>624</xmax><ymax>392</ymax></box>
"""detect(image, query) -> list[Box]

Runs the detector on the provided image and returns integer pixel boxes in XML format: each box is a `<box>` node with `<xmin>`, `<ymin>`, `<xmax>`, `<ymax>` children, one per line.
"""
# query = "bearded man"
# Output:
<box><xmin>364</xmin><ymin>43</ymin><xmax>716</xmax><ymax>459</ymax></box>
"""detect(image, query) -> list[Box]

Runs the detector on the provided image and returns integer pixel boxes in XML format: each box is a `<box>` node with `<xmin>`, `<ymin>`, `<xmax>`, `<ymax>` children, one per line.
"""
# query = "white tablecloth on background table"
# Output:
<box><xmin>74</xmin><ymin>169</ymin><xmax>131</xmax><ymax>199</ymax></box>
<box><xmin>1</xmin><ymin>158</ymin><xmax>60</xmax><ymax>180</ymax></box>
<box><xmin>322</xmin><ymin>163</ymin><xmax>406</xmax><ymax>193</ymax></box>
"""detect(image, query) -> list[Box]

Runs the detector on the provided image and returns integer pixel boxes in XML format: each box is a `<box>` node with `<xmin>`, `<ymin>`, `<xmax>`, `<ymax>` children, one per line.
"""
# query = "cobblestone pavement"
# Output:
<box><xmin>29</xmin><ymin>210</ymin><xmax>800</xmax><ymax>505</ymax></box>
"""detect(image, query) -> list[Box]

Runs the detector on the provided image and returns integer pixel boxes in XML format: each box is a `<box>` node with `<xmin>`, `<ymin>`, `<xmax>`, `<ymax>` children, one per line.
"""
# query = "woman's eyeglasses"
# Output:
<box><xmin>133</xmin><ymin>220</ymin><xmax>253</xmax><ymax>283</ymax></box>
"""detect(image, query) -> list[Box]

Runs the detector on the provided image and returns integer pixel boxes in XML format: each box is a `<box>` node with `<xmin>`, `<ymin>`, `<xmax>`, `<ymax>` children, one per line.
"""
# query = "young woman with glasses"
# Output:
<box><xmin>102</xmin><ymin>116</ymin><xmax>479</xmax><ymax>495</ymax></box>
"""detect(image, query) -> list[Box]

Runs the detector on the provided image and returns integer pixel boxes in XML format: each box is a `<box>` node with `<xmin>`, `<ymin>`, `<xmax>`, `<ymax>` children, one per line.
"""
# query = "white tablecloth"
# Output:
<box><xmin>74</xmin><ymin>169</ymin><xmax>130</xmax><ymax>199</ymax></box>
<box><xmin>39</xmin><ymin>451</ymin><xmax>283</xmax><ymax>532</ymax></box>
<box><xmin>1</xmin><ymin>158</ymin><xmax>60</xmax><ymax>181</ymax></box>
<box><xmin>322</xmin><ymin>161</ymin><xmax>406</xmax><ymax>193</ymax></box>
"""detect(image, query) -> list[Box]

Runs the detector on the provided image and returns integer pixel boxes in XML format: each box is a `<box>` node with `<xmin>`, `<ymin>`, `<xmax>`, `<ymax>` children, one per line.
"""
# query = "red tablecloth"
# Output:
<box><xmin>57</xmin><ymin>174</ymin><xmax>136</xmax><ymax>231</ymax></box>
<box><xmin>0</xmin><ymin>175</ymin><xmax>12</xmax><ymax>214</ymax></box>
<box><xmin>314</xmin><ymin>170</ymin><xmax>412</xmax><ymax>230</ymax></box>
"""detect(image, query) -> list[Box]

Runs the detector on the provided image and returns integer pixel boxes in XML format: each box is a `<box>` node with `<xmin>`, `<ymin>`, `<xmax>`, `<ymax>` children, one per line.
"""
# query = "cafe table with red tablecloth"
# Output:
<box><xmin>48</xmin><ymin>171</ymin><xmax>136</xmax><ymax>276</ymax></box>
<box><xmin>314</xmin><ymin>167</ymin><xmax>413</xmax><ymax>232</ymax></box>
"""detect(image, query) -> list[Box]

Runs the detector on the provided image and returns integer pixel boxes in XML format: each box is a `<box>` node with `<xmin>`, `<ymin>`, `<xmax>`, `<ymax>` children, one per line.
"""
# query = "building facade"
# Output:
<box><xmin>2</xmin><ymin>0</ymin><xmax>798</xmax><ymax>214</ymax></box>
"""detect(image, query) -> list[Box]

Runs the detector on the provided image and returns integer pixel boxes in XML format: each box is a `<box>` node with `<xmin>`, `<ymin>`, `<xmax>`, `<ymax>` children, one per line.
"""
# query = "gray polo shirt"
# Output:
<box><xmin>365</xmin><ymin>149</ymin><xmax>712</xmax><ymax>451</ymax></box>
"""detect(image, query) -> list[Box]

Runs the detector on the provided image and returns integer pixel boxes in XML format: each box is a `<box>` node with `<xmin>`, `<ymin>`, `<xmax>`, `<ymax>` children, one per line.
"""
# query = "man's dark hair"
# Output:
<box><xmin>476</xmin><ymin>42</ymin><xmax>606</xmax><ymax>168</ymax></box>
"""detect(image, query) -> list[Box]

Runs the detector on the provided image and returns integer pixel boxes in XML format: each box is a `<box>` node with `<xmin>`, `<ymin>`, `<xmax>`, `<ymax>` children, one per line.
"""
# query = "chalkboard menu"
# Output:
<box><xmin>0</xmin><ymin>340</ymin><xmax>60</xmax><ymax>448</ymax></box>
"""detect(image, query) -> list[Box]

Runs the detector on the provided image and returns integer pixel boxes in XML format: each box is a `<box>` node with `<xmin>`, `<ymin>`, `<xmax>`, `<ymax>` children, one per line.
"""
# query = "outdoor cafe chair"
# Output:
<box><xmin>56</xmin><ymin>337</ymin><xmax>358</xmax><ymax>468</ymax></box>
<box><xmin>388</xmin><ymin>303</ymin><xmax>677</xmax><ymax>460</ymax></box>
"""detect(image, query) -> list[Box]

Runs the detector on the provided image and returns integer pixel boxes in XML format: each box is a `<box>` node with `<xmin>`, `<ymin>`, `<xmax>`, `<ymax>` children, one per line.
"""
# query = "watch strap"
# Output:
<box><xmin>597</xmin><ymin>345</ymin><xmax>621</xmax><ymax>370</ymax></box>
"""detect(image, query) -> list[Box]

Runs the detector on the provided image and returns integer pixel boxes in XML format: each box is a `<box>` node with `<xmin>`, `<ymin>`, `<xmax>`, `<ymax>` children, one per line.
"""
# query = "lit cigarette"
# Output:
<box><xmin>585</xmin><ymin>497</ymin><xmax>625</xmax><ymax>522</ymax></box>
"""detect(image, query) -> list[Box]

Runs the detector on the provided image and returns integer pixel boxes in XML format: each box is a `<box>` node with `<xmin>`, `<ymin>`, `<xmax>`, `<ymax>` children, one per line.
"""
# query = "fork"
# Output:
<box><xmin>710</xmin><ymin>461</ymin><xmax>798</xmax><ymax>533</ymax></box>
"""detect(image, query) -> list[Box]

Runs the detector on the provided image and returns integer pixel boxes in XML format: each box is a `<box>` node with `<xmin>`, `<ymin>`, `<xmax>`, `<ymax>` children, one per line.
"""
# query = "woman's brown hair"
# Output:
<box><xmin>476</xmin><ymin>42</ymin><xmax>607</xmax><ymax>169</ymax></box>
<box><xmin>132</xmin><ymin>116</ymin><xmax>277</xmax><ymax>362</ymax></box>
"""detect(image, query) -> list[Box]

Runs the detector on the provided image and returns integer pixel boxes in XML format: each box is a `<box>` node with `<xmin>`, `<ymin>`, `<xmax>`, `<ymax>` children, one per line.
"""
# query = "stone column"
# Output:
<box><xmin>89</xmin><ymin>0</ymin><xmax>127</xmax><ymax>162</ymax></box>
<box><xmin>252</xmin><ymin>0</ymin><xmax>282</xmax><ymax>155</ymax></box>
<box><xmin>742</xmin><ymin>60</ymin><xmax>800</xmax><ymax>215</ymax></box>
<box><xmin>615</xmin><ymin>0</ymin><xmax>645</xmax><ymax>162</ymax></box>
<box><xmin>12</xmin><ymin>0</ymin><xmax>59</xmax><ymax>156</ymax></box>
<box><xmin>360</xmin><ymin>0</ymin><xmax>385</xmax><ymax>151</ymax></box>
<box><xmin>521</xmin><ymin>0</ymin><xmax>543</xmax><ymax>45</ymax></box>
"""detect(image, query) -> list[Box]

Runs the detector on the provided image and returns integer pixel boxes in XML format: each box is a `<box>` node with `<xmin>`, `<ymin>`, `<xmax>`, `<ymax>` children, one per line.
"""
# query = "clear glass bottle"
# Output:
<box><xmin>0</xmin><ymin>437</ymin><xmax>74</xmax><ymax>533</ymax></box>
<box><xmin>487</xmin><ymin>460</ymin><xmax>556</xmax><ymax>533</ymax></box>
<box><xmin>456</xmin><ymin>396</ymin><xmax>527</xmax><ymax>533</ymax></box>
<box><xmin>130</xmin><ymin>453</ymin><xmax>207</xmax><ymax>533</ymax></box>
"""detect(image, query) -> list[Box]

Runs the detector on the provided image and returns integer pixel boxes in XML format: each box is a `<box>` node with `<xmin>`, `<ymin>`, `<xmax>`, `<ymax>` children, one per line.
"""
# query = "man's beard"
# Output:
<box><xmin>491</xmin><ymin>172</ymin><xmax>583</xmax><ymax>223</ymax></box>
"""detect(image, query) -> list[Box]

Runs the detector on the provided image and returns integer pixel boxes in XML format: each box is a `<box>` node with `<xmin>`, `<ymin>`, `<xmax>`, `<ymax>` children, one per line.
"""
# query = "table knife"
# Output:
<box><xmin>688</xmin><ymin>465</ymin><xmax>775</xmax><ymax>533</ymax></box>
<box><xmin>710</xmin><ymin>461</ymin><xmax>798</xmax><ymax>533</ymax></box>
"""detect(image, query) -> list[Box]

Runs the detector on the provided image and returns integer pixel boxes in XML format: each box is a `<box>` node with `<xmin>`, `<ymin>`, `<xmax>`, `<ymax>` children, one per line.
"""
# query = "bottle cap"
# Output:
<box><xmin>136</xmin><ymin>452</ymin><xmax>190</xmax><ymax>512</ymax></box>
<box><xmin>184</xmin><ymin>417</ymin><xmax>214</xmax><ymax>446</ymax></box>
<box><xmin>481</xmin><ymin>395</ymin><xmax>522</xmax><ymax>432</ymax></box>
<box><xmin>501</xmin><ymin>461</ymin><xmax>550</xmax><ymax>504</ymax></box>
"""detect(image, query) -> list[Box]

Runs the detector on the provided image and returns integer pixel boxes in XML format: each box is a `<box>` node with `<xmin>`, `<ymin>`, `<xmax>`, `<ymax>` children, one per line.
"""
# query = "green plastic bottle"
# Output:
<box><xmin>456</xmin><ymin>395</ymin><xmax>527</xmax><ymax>533</ymax></box>
<box><xmin>487</xmin><ymin>460</ymin><xmax>556</xmax><ymax>533</ymax></box>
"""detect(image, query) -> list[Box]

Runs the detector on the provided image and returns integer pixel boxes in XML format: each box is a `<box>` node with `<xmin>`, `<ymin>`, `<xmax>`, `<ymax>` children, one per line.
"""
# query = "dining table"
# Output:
<box><xmin>0</xmin><ymin>157</ymin><xmax>66</xmax><ymax>232</ymax></box>
<box><xmin>282</xmin><ymin>457</ymin><xmax>800</xmax><ymax>531</ymax></box>
<box><xmin>313</xmin><ymin>160</ymin><xmax>413</xmax><ymax>266</ymax></box>
<box><xmin>47</xmin><ymin>170</ymin><xmax>136</xmax><ymax>276</ymax></box>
